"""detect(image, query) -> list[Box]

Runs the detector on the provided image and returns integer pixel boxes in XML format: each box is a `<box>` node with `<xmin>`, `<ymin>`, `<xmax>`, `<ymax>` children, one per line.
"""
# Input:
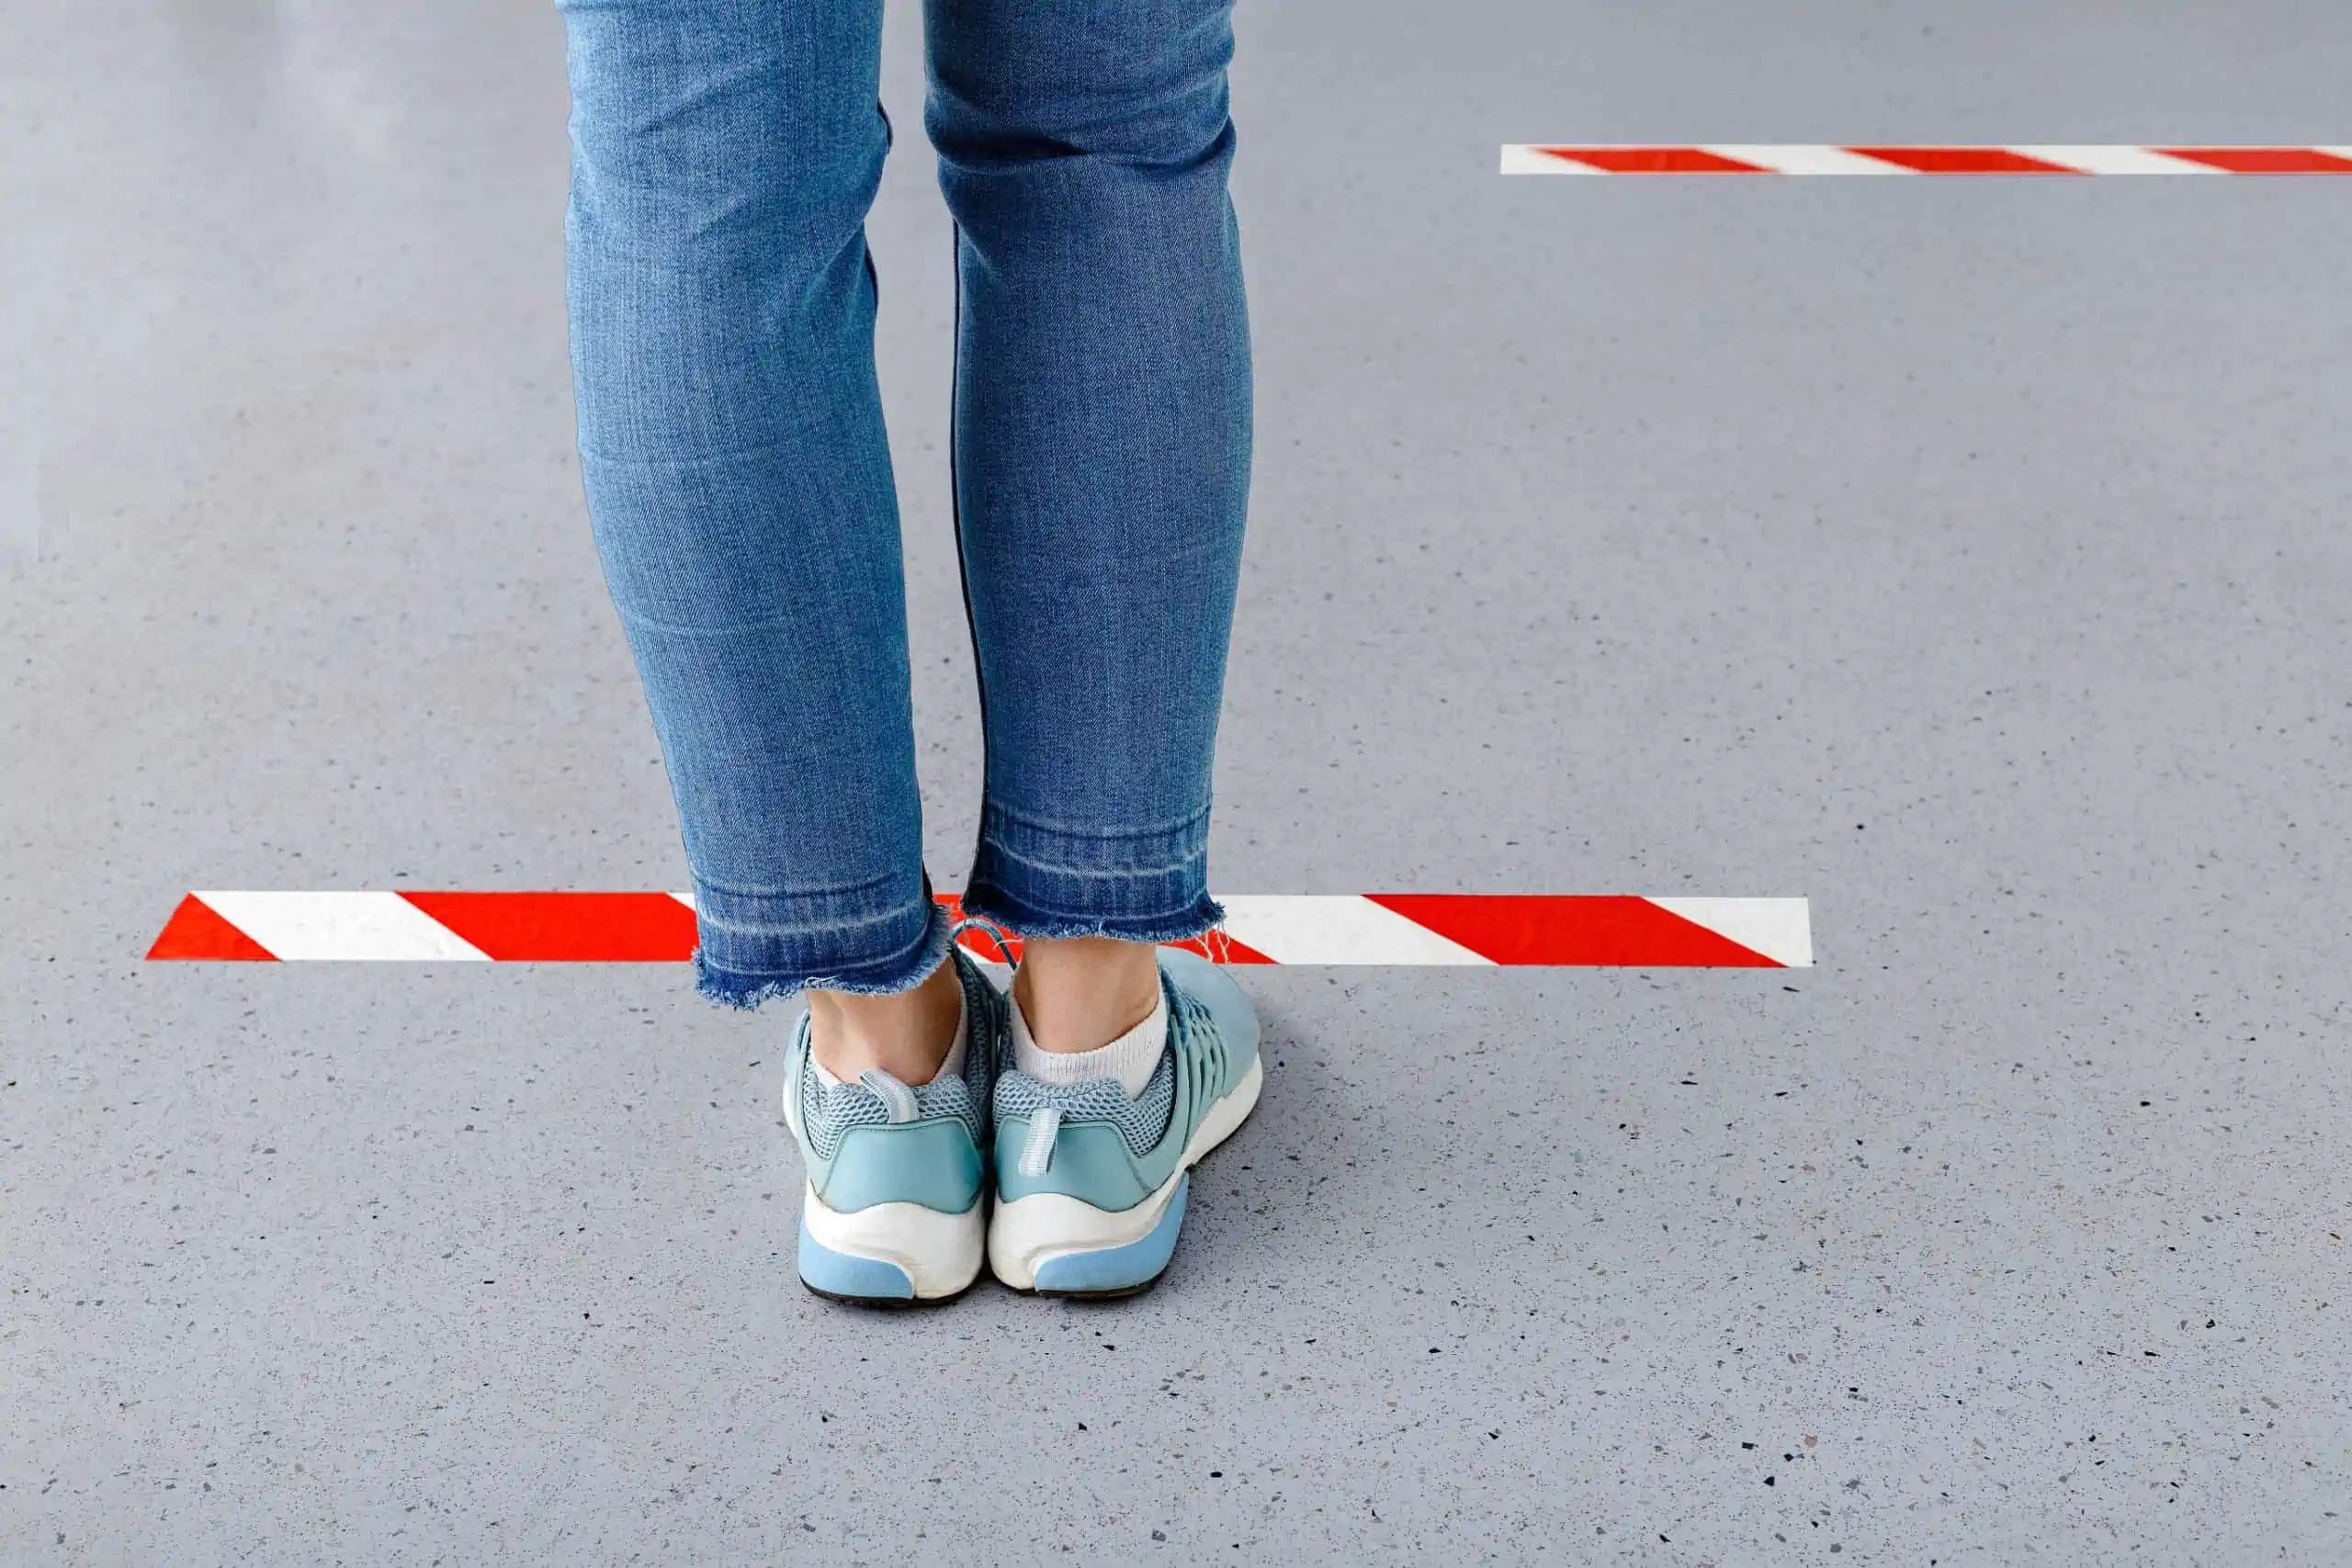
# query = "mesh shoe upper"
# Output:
<box><xmin>989</xmin><ymin>970</ymin><xmax>1218</xmax><ymax>1157</ymax></box>
<box><xmin>793</xmin><ymin>948</ymin><xmax>1002</xmax><ymax>1160</ymax></box>
<box><xmin>797</xmin><ymin>1059</ymin><xmax>985</xmax><ymax>1159</ymax></box>
<box><xmin>993</xmin><ymin>1046</ymin><xmax>1176</xmax><ymax>1158</ymax></box>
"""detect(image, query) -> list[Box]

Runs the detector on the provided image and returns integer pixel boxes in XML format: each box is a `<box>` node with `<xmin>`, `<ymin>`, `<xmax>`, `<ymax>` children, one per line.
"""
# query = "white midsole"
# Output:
<box><xmin>801</xmin><ymin>1184</ymin><xmax>985</xmax><ymax>1300</ymax></box>
<box><xmin>988</xmin><ymin>1053</ymin><xmax>1264</xmax><ymax>1290</ymax></box>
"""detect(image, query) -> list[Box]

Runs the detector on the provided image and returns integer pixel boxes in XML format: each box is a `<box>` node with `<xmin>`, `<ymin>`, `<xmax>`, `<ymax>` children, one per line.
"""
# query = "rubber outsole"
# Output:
<box><xmin>1030</xmin><ymin>1177</ymin><xmax>1191</xmax><ymax>1298</ymax></box>
<box><xmin>796</xmin><ymin>1215</ymin><xmax>992</xmax><ymax>1306</ymax></box>
<box><xmin>796</xmin><ymin>1227</ymin><xmax>916</xmax><ymax>1303</ymax></box>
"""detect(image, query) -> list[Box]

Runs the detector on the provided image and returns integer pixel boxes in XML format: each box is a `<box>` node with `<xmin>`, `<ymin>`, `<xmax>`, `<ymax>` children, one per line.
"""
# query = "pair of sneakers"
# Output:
<box><xmin>780</xmin><ymin>942</ymin><xmax>1262</xmax><ymax>1302</ymax></box>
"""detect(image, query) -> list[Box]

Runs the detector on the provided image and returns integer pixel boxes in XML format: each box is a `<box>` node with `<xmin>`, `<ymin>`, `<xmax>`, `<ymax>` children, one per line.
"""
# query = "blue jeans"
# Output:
<box><xmin>558</xmin><ymin>0</ymin><xmax>1251</xmax><ymax>1005</ymax></box>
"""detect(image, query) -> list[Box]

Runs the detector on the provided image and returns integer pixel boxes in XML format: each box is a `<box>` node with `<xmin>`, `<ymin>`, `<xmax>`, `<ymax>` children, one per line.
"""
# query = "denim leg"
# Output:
<box><xmin>560</xmin><ymin>0</ymin><xmax>948</xmax><ymax>1003</ymax></box>
<box><xmin>925</xmin><ymin>0</ymin><xmax>1252</xmax><ymax>942</ymax></box>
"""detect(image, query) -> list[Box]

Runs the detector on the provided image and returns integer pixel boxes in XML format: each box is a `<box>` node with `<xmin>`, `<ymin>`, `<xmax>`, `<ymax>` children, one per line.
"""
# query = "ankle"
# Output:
<box><xmin>807</xmin><ymin>960</ymin><xmax>964</xmax><ymax>1084</ymax></box>
<box><xmin>1011</xmin><ymin>935</ymin><xmax>1160</xmax><ymax>1054</ymax></box>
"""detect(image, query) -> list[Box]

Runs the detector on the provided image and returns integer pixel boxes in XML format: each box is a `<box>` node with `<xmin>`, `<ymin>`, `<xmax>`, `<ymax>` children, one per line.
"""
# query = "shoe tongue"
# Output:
<box><xmin>855</xmin><ymin>1069</ymin><xmax>920</xmax><ymax>1124</ymax></box>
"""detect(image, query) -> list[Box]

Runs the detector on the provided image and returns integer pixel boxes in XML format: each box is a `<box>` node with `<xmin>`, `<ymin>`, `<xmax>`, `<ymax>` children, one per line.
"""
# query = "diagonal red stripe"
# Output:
<box><xmin>1845</xmin><ymin>146</ymin><xmax>2080</xmax><ymax>174</ymax></box>
<box><xmin>396</xmin><ymin>891</ymin><xmax>696</xmax><ymax>962</ymax></box>
<box><xmin>1536</xmin><ymin>146</ymin><xmax>1769</xmax><ymax>175</ymax></box>
<box><xmin>2154</xmin><ymin>146</ymin><xmax>2352</xmax><ymax>174</ymax></box>
<box><xmin>146</xmin><ymin>894</ymin><xmax>277</xmax><ymax>961</ymax></box>
<box><xmin>1362</xmin><ymin>894</ymin><xmax>1781</xmax><ymax>966</ymax></box>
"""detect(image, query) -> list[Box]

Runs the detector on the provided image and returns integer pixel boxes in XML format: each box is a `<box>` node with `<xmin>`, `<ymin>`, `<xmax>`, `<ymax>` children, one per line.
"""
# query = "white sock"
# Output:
<box><xmin>1010</xmin><ymin>987</ymin><xmax>1167</xmax><ymax>1099</ymax></box>
<box><xmin>811</xmin><ymin>985</ymin><xmax>968</xmax><ymax>1089</ymax></box>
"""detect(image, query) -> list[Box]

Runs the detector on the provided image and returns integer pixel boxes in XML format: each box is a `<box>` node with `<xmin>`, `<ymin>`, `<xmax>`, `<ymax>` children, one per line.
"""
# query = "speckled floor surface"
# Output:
<box><xmin>6</xmin><ymin>1</ymin><xmax>2350</xmax><ymax>1562</ymax></box>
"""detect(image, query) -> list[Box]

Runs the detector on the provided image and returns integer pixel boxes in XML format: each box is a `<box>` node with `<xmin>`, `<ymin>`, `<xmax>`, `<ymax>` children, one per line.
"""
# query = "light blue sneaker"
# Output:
<box><xmin>781</xmin><ymin>947</ymin><xmax>1005</xmax><ymax>1303</ymax></box>
<box><xmin>987</xmin><ymin>948</ymin><xmax>1262</xmax><ymax>1296</ymax></box>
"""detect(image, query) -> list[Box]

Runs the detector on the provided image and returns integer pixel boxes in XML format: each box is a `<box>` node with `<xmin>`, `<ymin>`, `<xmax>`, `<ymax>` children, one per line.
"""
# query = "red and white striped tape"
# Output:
<box><xmin>146</xmin><ymin>891</ymin><xmax>1813</xmax><ymax>967</ymax></box>
<box><xmin>1501</xmin><ymin>144</ymin><xmax>2352</xmax><ymax>176</ymax></box>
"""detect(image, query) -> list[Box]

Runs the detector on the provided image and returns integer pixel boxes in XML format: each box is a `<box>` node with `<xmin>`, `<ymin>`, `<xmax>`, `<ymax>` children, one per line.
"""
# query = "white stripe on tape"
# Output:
<box><xmin>1216</xmin><ymin>895</ymin><xmax>1495</xmax><ymax>966</ymax></box>
<box><xmin>1499</xmin><ymin>144</ymin><xmax>1600</xmax><ymax>175</ymax></box>
<box><xmin>193</xmin><ymin>891</ymin><xmax>492</xmax><ymax>962</ymax></box>
<box><xmin>1699</xmin><ymin>144</ymin><xmax>1914</xmax><ymax>175</ymax></box>
<box><xmin>2007</xmin><ymin>144</ymin><xmax>2221</xmax><ymax>175</ymax></box>
<box><xmin>1645</xmin><ymin>897</ymin><xmax>1815</xmax><ymax>968</ymax></box>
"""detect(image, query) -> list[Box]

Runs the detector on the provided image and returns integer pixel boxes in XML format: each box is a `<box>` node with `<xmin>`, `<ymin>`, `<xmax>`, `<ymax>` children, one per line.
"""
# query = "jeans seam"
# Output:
<box><xmin>946</xmin><ymin>215</ymin><xmax>995</xmax><ymax>830</ymax></box>
<box><xmin>979</xmin><ymin>799</ymin><xmax>1214</xmax><ymax>843</ymax></box>
<box><xmin>692</xmin><ymin>869</ymin><xmax>903</xmax><ymax>903</ymax></box>
<box><xmin>974</xmin><ymin>836</ymin><xmax>1204</xmax><ymax>882</ymax></box>
<box><xmin>694</xmin><ymin>910</ymin><xmax>918</xmax><ymax>938</ymax></box>
<box><xmin>609</xmin><ymin>603</ymin><xmax>804</xmax><ymax>638</ymax></box>
<box><xmin>696</xmin><ymin>902</ymin><xmax>942</xmax><ymax>979</ymax></box>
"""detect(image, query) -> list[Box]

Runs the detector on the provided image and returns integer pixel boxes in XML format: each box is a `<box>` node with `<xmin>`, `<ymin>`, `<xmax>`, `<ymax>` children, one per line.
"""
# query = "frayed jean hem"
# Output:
<box><xmin>963</xmin><ymin>800</ymin><xmax>1219</xmax><ymax>943</ymax></box>
<box><xmin>957</xmin><ymin>882</ymin><xmax>1225</xmax><ymax>948</ymax></box>
<box><xmin>690</xmin><ymin>898</ymin><xmax>953</xmax><ymax>1009</ymax></box>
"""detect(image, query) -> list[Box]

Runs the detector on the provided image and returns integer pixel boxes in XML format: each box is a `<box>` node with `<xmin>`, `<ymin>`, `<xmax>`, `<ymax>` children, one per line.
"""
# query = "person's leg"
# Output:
<box><xmin>925</xmin><ymin>0</ymin><xmax>1252</xmax><ymax>1032</ymax></box>
<box><xmin>926</xmin><ymin>0</ymin><xmax>1260</xmax><ymax>1293</ymax></box>
<box><xmin>807</xmin><ymin>963</ymin><xmax>965</xmax><ymax>1084</ymax></box>
<box><xmin>1010</xmin><ymin>936</ymin><xmax>1161</xmax><ymax>1055</ymax></box>
<box><xmin>560</xmin><ymin>0</ymin><xmax>998</xmax><ymax>1301</ymax></box>
<box><xmin>560</xmin><ymin>0</ymin><xmax>952</xmax><ymax>1039</ymax></box>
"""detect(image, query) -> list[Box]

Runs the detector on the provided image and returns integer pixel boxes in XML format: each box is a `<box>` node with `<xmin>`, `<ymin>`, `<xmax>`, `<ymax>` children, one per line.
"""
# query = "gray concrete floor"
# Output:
<box><xmin>6</xmin><ymin>0</ymin><xmax>2351</xmax><ymax>1562</ymax></box>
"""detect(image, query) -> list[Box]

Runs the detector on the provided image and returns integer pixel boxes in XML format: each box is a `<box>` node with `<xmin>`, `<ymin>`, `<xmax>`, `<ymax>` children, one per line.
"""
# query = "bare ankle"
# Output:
<box><xmin>1012</xmin><ymin>935</ymin><xmax>1161</xmax><ymax>1054</ymax></box>
<box><xmin>807</xmin><ymin>959</ymin><xmax>963</xmax><ymax>1084</ymax></box>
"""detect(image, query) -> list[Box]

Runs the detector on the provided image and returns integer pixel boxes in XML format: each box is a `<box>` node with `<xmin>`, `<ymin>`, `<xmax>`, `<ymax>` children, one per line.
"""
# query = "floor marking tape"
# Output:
<box><xmin>187</xmin><ymin>891</ymin><xmax>492</xmax><ymax>962</ymax></box>
<box><xmin>1502</xmin><ymin>144</ymin><xmax>2352</xmax><ymax>175</ymax></box>
<box><xmin>1701</xmin><ymin>144</ymin><xmax>1918</xmax><ymax>176</ymax></box>
<box><xmin>148</xmin><ymin>892</ymin><xmax>1813</xmax><ymax>968</ymax></box>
